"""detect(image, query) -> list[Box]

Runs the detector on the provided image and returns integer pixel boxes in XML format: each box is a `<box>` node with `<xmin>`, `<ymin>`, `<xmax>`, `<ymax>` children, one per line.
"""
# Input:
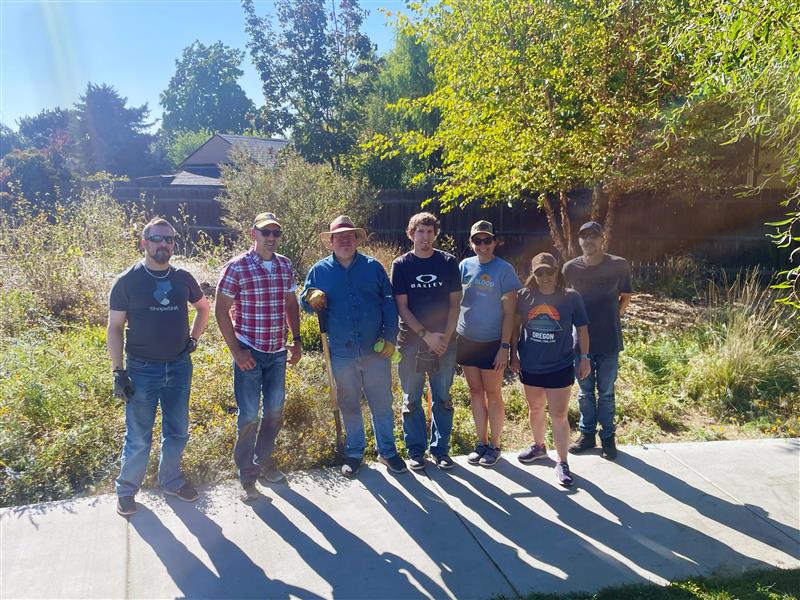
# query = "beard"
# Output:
<box><xmin>149</xmin><ymin>247</ymin><xmax>172</xmax><ymax>265</ymax></box>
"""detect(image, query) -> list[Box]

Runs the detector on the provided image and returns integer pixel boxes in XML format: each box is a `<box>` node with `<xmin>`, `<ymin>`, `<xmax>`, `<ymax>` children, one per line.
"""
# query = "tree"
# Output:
<box><xmin>165</xmin><ymin>129</ymin><xmax>214</xmax><ymax>169</ymax></box>
<box><xmin>219</xmin><ymin>148</ymin><xmax>377</xmax><ymax>275</ymax></box>
<box><xmin>358</xmin><ymin>32</ymin><xmax>439</xmax><ymax>188</ymax></box>
<box><xmin>72</xmin><ymin>83</ymin><xmax>157</xmax><ymax>177</ymax></box>
<box><xmin>160</xmin><ymin>41</ymin><xmax>255</xmax><ymax>135</ymax></box>
<box><xmin>0</xmin><ymin>148</ymin><xmax>77</xmax><ymax>208</ymax></box>
<box><xmin>17</xmin><ymin>108</ymin><xmax>75</xmax><ymax>150</ymax></box>
<box><xmin>242</xmin><ymin>0</ymin><xmax>378</xmax><ymax>167</ymax></box>
<box><xmin>0</xmin><ymin>124</ymin><xmax>21</xmax><ymax>158</ymax></box>
<box><xmin>669</xmin><ymin>0</ymin><xmax>800</xmax><ymax>311</ymax></box>
<box><xmin>383</xmin><ymin>0</ymin><xmax>744</xmax><ymax>256</ymax></box>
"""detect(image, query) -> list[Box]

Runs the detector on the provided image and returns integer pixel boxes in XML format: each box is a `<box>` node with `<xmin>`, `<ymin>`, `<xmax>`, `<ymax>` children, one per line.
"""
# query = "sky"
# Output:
<box><xmin>0</xmin><ymin>0</ymin><xmax>406</xmax><ymax>130</ymax></box>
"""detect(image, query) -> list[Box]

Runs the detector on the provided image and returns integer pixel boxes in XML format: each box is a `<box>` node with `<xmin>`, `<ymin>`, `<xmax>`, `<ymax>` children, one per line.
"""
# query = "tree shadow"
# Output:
<box><xmin>249</xmin><ymin>475</ymin><xmax>453</xmax><ymax>599</ymax></box>
<box><xmin>131</xmin><ymin>502</ymin><xmax>315</xmax><ymax>599</ymax></box>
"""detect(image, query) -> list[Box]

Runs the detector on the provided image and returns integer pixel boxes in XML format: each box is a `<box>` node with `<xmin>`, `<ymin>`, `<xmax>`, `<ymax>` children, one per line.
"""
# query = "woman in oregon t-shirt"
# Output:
<box><xmin>510</xmin><ymin>253</ymin><xmax>590</xmax><ymax>487</ymax></box>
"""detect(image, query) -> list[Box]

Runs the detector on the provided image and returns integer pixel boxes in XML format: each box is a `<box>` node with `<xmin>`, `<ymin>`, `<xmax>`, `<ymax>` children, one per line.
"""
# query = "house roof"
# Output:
<box><xmin>171</xmin><ymin>166</ymin><xmax>223</xmax><ymax>187</ymax></box>
<box><xmin>177</xmin><ymin>134</ymin><xmax>289</xmax><ymax>171</ymax></box>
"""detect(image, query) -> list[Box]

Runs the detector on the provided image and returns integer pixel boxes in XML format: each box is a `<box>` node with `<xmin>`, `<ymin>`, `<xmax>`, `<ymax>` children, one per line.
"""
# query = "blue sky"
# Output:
<box><xmin>0</xmin><ymin>0</ymin><xmax>405</xmax><ymax>130</ymax></box>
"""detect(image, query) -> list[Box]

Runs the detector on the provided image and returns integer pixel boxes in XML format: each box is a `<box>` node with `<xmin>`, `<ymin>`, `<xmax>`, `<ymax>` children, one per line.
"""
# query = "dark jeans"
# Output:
<box><xmin>116</xmin><ymin>353</ymin><xmax>191</xmax><ymax>497</ymax></box>
<box><xmin>399</xmin><ymin>344</ymin><xmax>456</xmax><ymax>458</ymax></box>
<box><xmin>233</xmin><ymin>345</ymin><xmax>287</xmax><ymax>484</ymax></box>
<box><xmin>576</xmin><ymin>353</ymin><xmax>619</xmax><ymax>439</ymax></box>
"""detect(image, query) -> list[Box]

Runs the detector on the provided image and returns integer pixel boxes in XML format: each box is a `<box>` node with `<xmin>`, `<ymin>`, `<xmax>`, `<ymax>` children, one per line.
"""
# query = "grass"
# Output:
<box><xmin>1</xmin><ymin>191</ymin><xmax>798</xmax><ymax>506</ymax></box>
<box><xmin>516</xmin><ymin>567</ymin><xmax>800</xmax><ymax>600</ymax></box>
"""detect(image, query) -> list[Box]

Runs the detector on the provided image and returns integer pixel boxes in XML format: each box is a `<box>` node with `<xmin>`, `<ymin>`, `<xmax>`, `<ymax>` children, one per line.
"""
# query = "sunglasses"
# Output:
<box><xmin>580</xmin><ymin>233</ymin><xmax>601</xmax><ymax>240</ymax></box>
<box><xmin>534</xmin><ymin>268</ymin><xmax>555</xmax><ymax>277</ymax></box>
<box><xmin>471</xmin><ymin>236</ymin><xmax>495</xmax><ymax>246</ymax></box>
<box><xmin>258</xmin><ymin>229</ymin><xmax>282</xmax><ymax>238</ymax></box>
<box><xmin>145</xmin><ymin>235</ymin><xmax>175</xmax><ymax>244</ymax></box>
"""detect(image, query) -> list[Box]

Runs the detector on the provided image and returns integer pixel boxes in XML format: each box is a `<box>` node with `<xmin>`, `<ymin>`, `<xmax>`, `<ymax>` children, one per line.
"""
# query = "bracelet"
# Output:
<box><xmin>578</xmin><ymin>354</ymin><xmax>589</xmax><ymax>359</ymax></box>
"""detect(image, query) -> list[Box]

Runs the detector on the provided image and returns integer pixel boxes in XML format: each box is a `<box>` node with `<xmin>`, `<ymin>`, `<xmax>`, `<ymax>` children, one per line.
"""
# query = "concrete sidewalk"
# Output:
<box><xmin>2</xmin><ymin>438</ymin><xmax>798</xmax><ymax>599</ymax></box>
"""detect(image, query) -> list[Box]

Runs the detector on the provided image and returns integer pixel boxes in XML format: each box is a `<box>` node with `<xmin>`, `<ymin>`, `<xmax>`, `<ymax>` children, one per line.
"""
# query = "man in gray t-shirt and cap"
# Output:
<box><xmin>562</xmin><ymin>221</ymin><xmax>632</xmax><ymax>459</ymax></box>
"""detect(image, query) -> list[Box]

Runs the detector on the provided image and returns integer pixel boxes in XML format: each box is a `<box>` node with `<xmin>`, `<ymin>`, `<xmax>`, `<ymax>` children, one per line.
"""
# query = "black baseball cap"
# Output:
<box><xmin>578</xmin><ymin>221</ymin><xmax>603</xmax><ymax>237</ymax></box>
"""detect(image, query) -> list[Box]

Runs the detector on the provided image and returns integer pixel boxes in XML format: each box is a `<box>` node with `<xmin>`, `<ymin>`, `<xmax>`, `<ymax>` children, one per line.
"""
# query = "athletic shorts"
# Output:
<box><xmin>519</xmin><ymin>364</ymin><xmax>575</xmax><ymax>389</ymax></box>
<box><xmin>456</xmin><ymin>335</ymin><xmax>501</xmax><ymax>370</ymax></box>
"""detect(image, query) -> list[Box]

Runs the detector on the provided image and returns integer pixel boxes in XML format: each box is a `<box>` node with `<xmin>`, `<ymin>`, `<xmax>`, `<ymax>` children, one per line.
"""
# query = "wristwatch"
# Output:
<box><xmin>500</xmin><ymin>342</ymin><xmax>511</xmax><ymax>350</ymax></box>
<box><xmin>578</xmin><ymin>353</ymin><xmax>589</xmax><ymax>359</ymax></box>
<box><xmin>417</xmin><ymin>329</ymin><xmax>428</xmax><ymax>338</ymax></box>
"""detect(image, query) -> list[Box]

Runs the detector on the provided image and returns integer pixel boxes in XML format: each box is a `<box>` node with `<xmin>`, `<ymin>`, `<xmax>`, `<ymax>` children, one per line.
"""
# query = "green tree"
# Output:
<box><xmin>0</xmin><ymin>148</ymin><xmax>77</xmax><ymax>208</ymax></box>
<box><xmin>242</xmin><ymin>0</ymin><xmax>378</xmax><ymax>167</ymax></box>
<box><xmin>73</xmin><ymin>83</ymin><xmax>159</xmax><ymax>177</ymax></box>
<box><xmin>669</xmin><ymin>0</ymin><xmax>800</xmax><ymax>311</ymax></box>
<box><xmin>17</xmin><ymin>108</ymin><xmax>75</xmax><ymax>150</ymax></box>
<box><xmin>1</xmin><ymin>124</ymin><xmax>21</xmax><ymax>158</ymax></box>
<box><xmin>165</xmin><ymin>129</ymin><xmax>214</xmax><ymax>168</ymax></box>
<box><xmin>219</xmin><ymin>148</ymin><xmax>377</xmax><ymax>275</ymax></box>
<box><xmin>160</xmin><ymin>41</ymin><xmax>255</xmax><ymax>135</ymax></box>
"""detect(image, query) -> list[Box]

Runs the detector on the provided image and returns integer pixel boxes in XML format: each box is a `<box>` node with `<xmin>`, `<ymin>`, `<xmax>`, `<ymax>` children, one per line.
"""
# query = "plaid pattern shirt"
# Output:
<box><xmin>217</xmin><ymin>250</ymin><xmax>296</xmax><ymax>353</ymax></box>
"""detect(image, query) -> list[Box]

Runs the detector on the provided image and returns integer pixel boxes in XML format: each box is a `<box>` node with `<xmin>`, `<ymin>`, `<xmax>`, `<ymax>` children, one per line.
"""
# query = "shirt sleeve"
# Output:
<box><xmin>447</xmin><ymin>255</ymin><xmax>462</xmax><ymax>293</ymax></box>
<box><xmin>619</xmin><ymin>260</ymin><xmax>633</xmax><ymax>294</ymax></box>
<box><xmin>185</xmin><ymin>272</ymin><xmax>203</xmax><ymax>303</ymax></box>
<box><xmin>571</xmin><ymin>291</ymin><xmax>590</xmax><ymax>327</ymax></box>
<box><xmin>216</xmin><ymin>261</ymin><xmax>240</xmax><ymax>299</ymax></box>
<box><xmin>287</xmin><ymin>259</ymin><xmax>299</xmax><ymax>293</ymax></box>
<box><xmin>378</xmin><ymin>263</ymin><xmax>400</xmax><ymax>344</ymax></box>
<box><xmin>109</xmin><ymin>275</ymin><xmax>129</xmax><ymax>311</ymax></box>
<box><xmin>299</xmin><ymin>266</ymin><xmax>318</xmax><ymax>313</ymax></box>
<box><xmin>390</xmin><ymin>258</ymin><xmax>408</xmax><ymax>295</ymax></box>
<box><xmin>501</xmin><ymin>262</ymin><xmax>523</xmax><ymax>295</ymax></box>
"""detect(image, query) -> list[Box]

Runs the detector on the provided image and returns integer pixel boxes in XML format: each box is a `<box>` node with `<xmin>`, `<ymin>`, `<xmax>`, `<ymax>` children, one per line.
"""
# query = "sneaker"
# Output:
<box><xmin>433</xmin><ymin>454</ymin><xmax>455</xmax><ymax>470</ymax></box>
<box><xmin>408</xmin><ymin>455</ymin><xmax>427</xmax><ymax>471</ymax></box>
<box><xmin>568</xmin><ymin>432</ymin><xmax>596</xmax><ymax>454</ymax></box>
<box><xmin>518</xmin><ymin>443</ymin><xmax>548</xmax><ymax>464</ymax></box>
<box><xmin>341</xmin><ymin>456</ymin><xmax>363</xmax><ymax>477</ymax></box>
<box><xmin>242</xmin><ymin>482</ymin><xmax>260</xmax><ymax>502</ymax></box>
<box><xmin>163</xmin><ymin>482</ymin><xmax>199</xmax><ymax>502</ymax></box>
<box><xmin>467</xmin><ymin>443</ymin><xmax>489</xmax><ymax>465</ymax></box>
<box><xmin>116</xmin><ymin>496</ymin><xmax>137</xmax><ymax>516</ymax></box>
<box><xmin>554</xmin><ymin>461</ymin><xmax>573</xmax><ymax>487</ymax></box>
<box><xmin>601</xmin><ymin>435</ymin><xmax>618</xmax><ymax>460</ymax></box>
<box><xmin>479</xmin><ymin>445</ymin><xmax>502</xmax><ymax>467</ymax></box>
<box><xmin>259</xmin><ymin>459</ymin><xmax>287</xmax><ymax>483</ymax></box>
<box><xmin>379</xmin><ymin>454</ymin><xmax>409</xmax><ymax>474</ymax></box>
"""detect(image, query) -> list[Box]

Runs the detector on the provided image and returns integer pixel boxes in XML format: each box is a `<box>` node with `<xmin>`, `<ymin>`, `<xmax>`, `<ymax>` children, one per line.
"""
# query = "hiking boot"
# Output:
<box><xmin>163</xmin><ymin>482</ymin><xmax>199</xmax><ymax>502</ymax></box>
<box><xmin>259</xmin><ymin>459</ymin><xmax>287</xmax><ymax>483</ymax></box>
<box><xmin>601</xmin><ymin>435</ymin><xmax>618</xmax><ymax>460</ymax></box>
<box><xmin>341</xmin><ymin>456</ymin><xmax>363</xmax><ymax>477</ymax></box>
<box><xmin>479</xmin><ymin>445</ymin><xmax>502</xmax><ymax>467</ymax></box>
<box><xmin>408</xmin><ymin>455</ymin><xmax>427</xmax><ymax>471</ymax></box>
<box><xmin>433</xmin><ymin>455</ymin><xmax>455</xmax><ymax>470</ymax></box>
<box><xmin>116</xmin><ymin>496</ymin><xmax>137</xmax><ymax>517</ymax></box>
<box><xmin>568</xmin><ymin>432</ymin><xmax>596</xmax><ymax>454</ymax></box>
<box><xmin>518</xmin><ymin>443</ymin><xmax>548</xmax><ymax>464</ymax></box>
<box><xmin>241</xmin><ymin>482</ymin><xmax>260</xmax><ymax>502</ymax></box>
<box><xmin>554</xmin><ymin>462</ymin><xmax>573</xmax><ymax>487</ymax></box>
<box><xmin>379</xmin><ymin>454</ymin><xmax>409</xmax><ymax>474</ymax></box>
<box><xmin>467</xmin><ymin>443</ymin><xmax>489</xmax><ymax>465</ymax></box>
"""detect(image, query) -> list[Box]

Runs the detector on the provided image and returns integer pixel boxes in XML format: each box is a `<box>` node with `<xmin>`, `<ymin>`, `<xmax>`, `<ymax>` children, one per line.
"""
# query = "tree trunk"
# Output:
<box><xmin>591</xmin><ymin>185</ymin><xmax>603</xmax><ymax>222</ymax></box>
<box><xmin>604</xmin><ymin>190</ymin><xmax>620</xmax><ymax>251</ymax></box>
<box><xmin>559</xmin><ymin>189</ymin><xmax>579</xmax><ymax>258</ymax></box>
<box><xmin>540</xmin><ymin>191</ymin><xmax>568</xmax><ymax>258</ymax></box>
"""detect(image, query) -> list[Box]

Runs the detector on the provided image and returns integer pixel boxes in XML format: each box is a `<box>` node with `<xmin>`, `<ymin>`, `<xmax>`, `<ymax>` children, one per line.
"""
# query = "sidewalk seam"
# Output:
<box><xmin>655</xmin><ymin>443</ymin><xmax>800</xmax><ymax>546</ymax></box>
<box><xmin>425</xmin><ymin>470</ymin><xmax>523</xmax><ymax>600</ymax></box>
<box><xmin>125</xmin><ymin>519</ymin><xmax>132</xmax><ymax>599</ymax></box>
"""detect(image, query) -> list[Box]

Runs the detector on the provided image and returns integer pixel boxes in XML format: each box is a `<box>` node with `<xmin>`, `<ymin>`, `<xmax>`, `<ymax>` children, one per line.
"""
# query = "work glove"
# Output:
<box><xmin>113</xmin><ymin>369</ymin><xmax>135</xmax><ymax>402</ymax></box>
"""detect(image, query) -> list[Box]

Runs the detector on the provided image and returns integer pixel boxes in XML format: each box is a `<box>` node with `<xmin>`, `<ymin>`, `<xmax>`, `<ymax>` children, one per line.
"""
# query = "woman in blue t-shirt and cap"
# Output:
<box><xmin>456</xmin><ymin>220</ymin><xmax>521</xmax><ymax>467</ymax></box>
<box><xmin>510</xmin><ymin>253</ymin><xmax>590</xmax><ymax>487</ymax></box>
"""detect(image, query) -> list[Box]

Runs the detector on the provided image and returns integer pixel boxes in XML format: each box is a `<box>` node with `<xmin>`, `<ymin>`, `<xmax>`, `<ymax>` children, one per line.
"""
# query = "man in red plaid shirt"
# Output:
<box><xmin>215</xmin><ymin>212</ymin><xmax>302</xmax><ymax>501</ymax></box>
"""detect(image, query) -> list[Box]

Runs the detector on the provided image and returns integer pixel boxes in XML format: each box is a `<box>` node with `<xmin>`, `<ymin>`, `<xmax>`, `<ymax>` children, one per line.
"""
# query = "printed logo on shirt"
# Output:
<box><xmin>153</xmin><ymin>281</ymin><xmax>172</xmax><ymax>306</ymax></box>
<box><xmin>411</xmin><ymin>273</ymin><xmax>443</xmax><ymax>289</ymax></box>
<box><xmin>525</xmin><ymin>304</ymin><xmax>561</xmax><ymax>342</ymax></box>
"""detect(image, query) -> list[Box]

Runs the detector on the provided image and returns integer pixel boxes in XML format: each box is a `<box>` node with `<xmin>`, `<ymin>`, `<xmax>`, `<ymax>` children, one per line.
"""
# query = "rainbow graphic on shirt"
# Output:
<box><xmin>526</xmin><ymin>303</ymin><xmax>562</xmax><ymax>340</ymax></box>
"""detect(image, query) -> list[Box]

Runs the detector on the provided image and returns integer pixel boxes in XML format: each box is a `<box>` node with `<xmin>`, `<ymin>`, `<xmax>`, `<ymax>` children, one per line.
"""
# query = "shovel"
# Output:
<box><xmin>318</xmin><ymin>311</ymin><xmax>344</xmax><ymax>459</ymax></box>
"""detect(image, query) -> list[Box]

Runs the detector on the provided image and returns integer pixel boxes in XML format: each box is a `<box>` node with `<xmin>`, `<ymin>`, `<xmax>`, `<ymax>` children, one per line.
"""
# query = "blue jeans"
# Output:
<box><xmin>116</xmin><ymin>353</ymin><xmax>192</xmax><ymax>497</ymax></box>
<box><xmin>233</xmin><ymin>345</ymin><xmax>287</xmax><ymax>484</ymax></box>
<box><xmin>331</xmin><ymin>352</ymin><xmax>398</xmax><ymax>460</ymax></box>
<box><xmin>576</xmin><ymin>353</ymin><xmax>619</xmax><ymax>439</ymax></box>
<box><xmin>399</xmin><ymin>344</ymin><xmax>456</xmax><ymax>458</ymax></box>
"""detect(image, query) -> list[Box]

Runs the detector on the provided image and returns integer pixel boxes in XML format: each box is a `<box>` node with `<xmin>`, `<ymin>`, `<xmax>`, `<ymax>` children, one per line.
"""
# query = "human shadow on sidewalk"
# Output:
<box><xmin>426</xmin><ymin>462</ymin><xmax>648</xmax><ymax>593</ymax></box>
<box><xmin>612</xmin><ymin>450</ymin><xmax>800</xmax><ymax>550</ymax></box>
<box><xmin>248</xmin><ymin>477</ymin><xmax>452</xmax><ymax>600</ymax></box>
<box><xmin>495</xmin><ymin>459</ymin><xmax>774</xmax><ymax>585</ymax></box>
<box><xmin>131</xmin><ymin>503</ymin><xmax>314</xmax><ymax>599</ymax></box>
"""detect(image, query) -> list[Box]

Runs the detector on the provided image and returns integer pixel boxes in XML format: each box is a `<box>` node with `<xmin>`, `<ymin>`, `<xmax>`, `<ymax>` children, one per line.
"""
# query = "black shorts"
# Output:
<box><xmin>456</xmin><ymin>335</ymin><xmax>501</xmax><ymax>370</ymax></box>
<box><xmin>519</xmin><ymin>364</ymin><xmax>575</xmax><ymax>389</ymax></box>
